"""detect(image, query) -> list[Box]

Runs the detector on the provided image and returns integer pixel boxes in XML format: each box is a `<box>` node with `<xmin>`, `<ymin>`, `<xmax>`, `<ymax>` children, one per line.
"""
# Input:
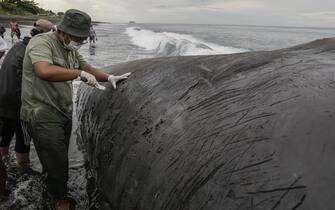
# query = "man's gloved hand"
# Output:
<box><xmin>80</xmin><ymin>71</ymin><xmax>98</xmax><ymax>87</ymax></box>
<box><xmin>108</xmin><ymin>72</ymin><xmax>131</xmax><ymax>89</ymax></box>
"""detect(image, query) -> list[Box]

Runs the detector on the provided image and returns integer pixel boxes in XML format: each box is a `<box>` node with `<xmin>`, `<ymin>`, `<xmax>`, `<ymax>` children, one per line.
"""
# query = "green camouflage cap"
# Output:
<box><xmin>57</xmin><ymin>9</ymin><xmax>91</xmax><ymax>38</ymax></box>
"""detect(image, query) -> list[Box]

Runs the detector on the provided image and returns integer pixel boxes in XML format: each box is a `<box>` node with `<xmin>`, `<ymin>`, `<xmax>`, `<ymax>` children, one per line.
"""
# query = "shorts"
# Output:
<box><xmin>0</xmin><ymin>117</ymin><xmax>31</xmax><ymax>153</ymax></box>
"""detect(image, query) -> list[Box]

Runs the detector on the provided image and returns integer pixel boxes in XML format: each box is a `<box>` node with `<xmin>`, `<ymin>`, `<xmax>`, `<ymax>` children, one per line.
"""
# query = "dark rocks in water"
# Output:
<box><xmin>76</xmin><ymin>38</ymin><xmax>335</xmax><ymax>210</ymax></box>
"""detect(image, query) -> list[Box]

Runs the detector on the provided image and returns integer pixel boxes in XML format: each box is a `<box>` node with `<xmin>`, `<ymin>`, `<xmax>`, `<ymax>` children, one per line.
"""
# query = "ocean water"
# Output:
<box><xmin>2</xmin><ymin>23</ymin><xmax>335</xmax><ymax>67</ymax></box>
<box><xmin>0</xmin><ymin>22</ymin><xmax>335</xmax><ymax>209</ymax></box>
<box><xmin>78</xmin><ymin>23</ymin><xmax>335</xmax><ymax>68</ymax></box>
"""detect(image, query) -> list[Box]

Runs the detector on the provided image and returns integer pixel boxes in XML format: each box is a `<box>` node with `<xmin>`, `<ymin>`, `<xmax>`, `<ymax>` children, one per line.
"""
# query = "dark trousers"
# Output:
<box><xmin>0</xmin><ymin>119</ymin><xmax>7</xmax><ymax>193</ymax></box>
<box><xmin>27</xmin><ymin>107</ymin><xmax>72</xmax><ymax>199</ymax></box>
<box><xmin>0</xmin><ymin>51</ymin><xmax>5</xmax><ymax>60</ymax></box>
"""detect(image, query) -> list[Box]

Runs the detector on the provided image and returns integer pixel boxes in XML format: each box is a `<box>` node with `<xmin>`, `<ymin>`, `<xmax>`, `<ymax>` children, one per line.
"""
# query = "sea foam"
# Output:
<box><xmin>125</xmin><ymin>27</ymin><xmax>247</xmax><ymax>57</ymax></box>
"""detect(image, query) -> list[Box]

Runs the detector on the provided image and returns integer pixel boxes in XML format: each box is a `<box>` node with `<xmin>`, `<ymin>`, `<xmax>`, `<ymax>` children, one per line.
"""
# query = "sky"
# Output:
<box><xmin>35</xmin><ymin>0</ymin><xmax>335</xmax><ymax>28</ymax></box>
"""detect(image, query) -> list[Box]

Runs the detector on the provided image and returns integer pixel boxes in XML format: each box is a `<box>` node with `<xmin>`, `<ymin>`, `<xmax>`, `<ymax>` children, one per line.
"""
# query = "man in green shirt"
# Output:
<box><xmin>21</xmin><ymin>9</ymin><xmax>130</xmax><ymax>210</ymax></box>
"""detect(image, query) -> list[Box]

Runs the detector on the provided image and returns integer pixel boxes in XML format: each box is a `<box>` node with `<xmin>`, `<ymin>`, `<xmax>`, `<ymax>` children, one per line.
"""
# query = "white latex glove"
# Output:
<box><xmin>108</xmin><ymin>72</ymin><xmax>131</xmax><ymax>89</ymax></box>
<box><xmin>80</xmin><ymin>71</ymin><xmax>98</xmax><ymax>87</ymax></box>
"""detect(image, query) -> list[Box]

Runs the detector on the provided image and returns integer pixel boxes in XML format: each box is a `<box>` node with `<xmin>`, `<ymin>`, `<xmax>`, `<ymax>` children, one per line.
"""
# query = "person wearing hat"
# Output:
<box><xmin>21</xmin><ymin>9</ymin><xmax>130</xmax><ymax>210</ymax></box>
<box><xmin>0</xmin><ymin>19</ymin><xmax>55</xmax><ymax>173</ymax></box>
<box><xmin>0</xmin><ymin>18</ymin><xmax>54</xmax><ymax>201</ymax></box>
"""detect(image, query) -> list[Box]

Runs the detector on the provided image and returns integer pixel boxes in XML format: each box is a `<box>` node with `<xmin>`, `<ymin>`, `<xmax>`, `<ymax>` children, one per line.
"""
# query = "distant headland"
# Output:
<box><xmin>0</xmin><ymin>0</ymin><xmax>62</xmax><ymax>24</ymax></box>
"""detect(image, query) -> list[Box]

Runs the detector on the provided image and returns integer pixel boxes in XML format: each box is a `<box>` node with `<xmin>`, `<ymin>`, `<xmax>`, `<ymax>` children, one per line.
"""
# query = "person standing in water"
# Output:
<box><xmin>89</xmin><ymin>24</ymin><xmax>97</xmax><ymax>45</ymax></box>
<box><xmin>21</xmin><ymin>9</ymin><xmax>130</xmax><ymax>210</ymax></box>
<box><xmin>9</xmin><ymin>18</ymin><xmax>20</xmax><ymax>42</ymax></box>
<box><xmin>0</xmin><ymin>121</ymin><xmax>9</xmax><ymax>199</ymax></box>
<box><xmin>0</xmin><ymin>19</ymin><xmax>55</xmax><ymax>173</ymax></box>
<box><xmin>0</xmin><ymin>26</ymin><xmax>5</xmax><ymax>39</ymax></box>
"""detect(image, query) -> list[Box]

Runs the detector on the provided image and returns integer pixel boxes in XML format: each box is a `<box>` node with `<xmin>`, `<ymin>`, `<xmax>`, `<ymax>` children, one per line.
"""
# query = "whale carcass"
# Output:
<box><xmin>76</xmin><ymin>38</ymin><xmax>335</xmax><ymax>210</ymax></box>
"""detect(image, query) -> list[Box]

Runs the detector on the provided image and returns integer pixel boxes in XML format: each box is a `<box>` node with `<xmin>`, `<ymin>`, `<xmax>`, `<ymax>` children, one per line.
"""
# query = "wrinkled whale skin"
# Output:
<box><xmin>77</xmin><ymin>38</ymin><xmax>335</xmax><ymax>210</ymax></box>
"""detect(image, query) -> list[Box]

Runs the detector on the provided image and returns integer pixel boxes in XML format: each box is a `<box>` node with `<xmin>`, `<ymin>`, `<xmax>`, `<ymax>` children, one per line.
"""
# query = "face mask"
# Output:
<box><xmin>65</xmin><ymin>40</ymin><xmax>83</xmax><ymax>51</ymax></box>
<box><xmin>63</xmin><ymin>34</ymin><xmax>85</xmax><ymax>51</ymax></box>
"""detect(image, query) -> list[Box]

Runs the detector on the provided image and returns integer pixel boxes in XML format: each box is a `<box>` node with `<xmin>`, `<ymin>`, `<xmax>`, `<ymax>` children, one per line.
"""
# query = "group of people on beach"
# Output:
<box><xmin>0</xmin><ymin>18</ymin><xmax>21</xmax><ymax>59</ymax></box>
<box><xmin>0</xmin><ymin>18</ymin><xmax>21</xmax><ymax>42</ymax></box>
<box><xmin>0</xmin><ymin>9</ymin><xmax>130</xmax><ymax>210</ymax></box>
<box><xmin>1</xmin><ymin>18</ymin><xmax>98</xmax><ymax>45</ymax></box>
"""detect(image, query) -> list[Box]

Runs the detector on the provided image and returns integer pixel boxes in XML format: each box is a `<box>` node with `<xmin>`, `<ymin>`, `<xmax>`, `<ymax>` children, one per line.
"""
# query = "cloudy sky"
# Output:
<box><xmin>35</xmin><ymin>0</ymin><xmax>335</xmax><ymax>27</ymax></box>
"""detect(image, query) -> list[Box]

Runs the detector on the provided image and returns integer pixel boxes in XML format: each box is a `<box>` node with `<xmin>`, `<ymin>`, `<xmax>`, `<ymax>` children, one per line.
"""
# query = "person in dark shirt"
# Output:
<box><xmin>0</xmin><ymin>26</ymin><xmax>5</xmax><ymax>39</ymax></box>
<box><xmin>0</xmin><ymin>19</ymin><xmax>55</xmax><ymax>172</ymax></box>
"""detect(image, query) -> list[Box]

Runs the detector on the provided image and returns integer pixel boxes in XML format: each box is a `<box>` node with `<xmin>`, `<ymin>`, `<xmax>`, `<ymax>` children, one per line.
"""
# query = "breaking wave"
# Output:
<box><xmin>125</xmin><ymin>27</ymin><xmax>247</xmax><ymax>57</ymax></box>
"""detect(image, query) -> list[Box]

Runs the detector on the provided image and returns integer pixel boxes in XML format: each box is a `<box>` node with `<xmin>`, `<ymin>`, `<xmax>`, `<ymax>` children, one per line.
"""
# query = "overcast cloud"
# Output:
<box><xmin>35</xmin><ymin>0</ymin><xmax>335</xmax><ymax>27</ymax></box>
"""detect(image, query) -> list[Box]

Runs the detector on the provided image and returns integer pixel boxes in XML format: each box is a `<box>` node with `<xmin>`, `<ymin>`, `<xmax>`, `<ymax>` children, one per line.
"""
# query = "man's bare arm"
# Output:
<box><xmin>34</xmin><ymin>61</ymin><xmax>81</xmax><ymax>82</ymax></box>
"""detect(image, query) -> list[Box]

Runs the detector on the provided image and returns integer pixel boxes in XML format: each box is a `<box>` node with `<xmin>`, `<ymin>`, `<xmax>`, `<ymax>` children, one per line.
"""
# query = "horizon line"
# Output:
<box><xmin>95</xmin><ymin>21</ymin><xmax>335</xmax><ymax>30</ymax></box>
